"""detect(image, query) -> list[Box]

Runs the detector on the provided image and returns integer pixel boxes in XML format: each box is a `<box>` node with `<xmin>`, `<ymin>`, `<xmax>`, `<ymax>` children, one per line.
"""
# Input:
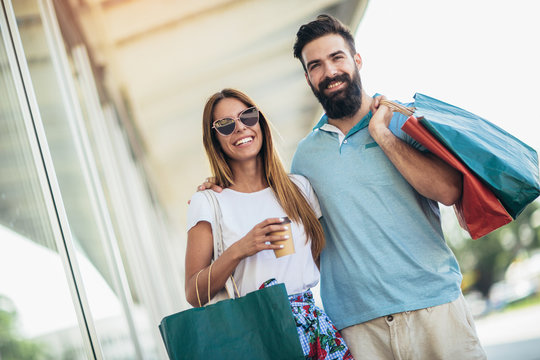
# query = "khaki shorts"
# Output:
<box><xmin>340</xmin><ymin>294</ymin><xmax>487</xmax><ymax>360</ymax></box>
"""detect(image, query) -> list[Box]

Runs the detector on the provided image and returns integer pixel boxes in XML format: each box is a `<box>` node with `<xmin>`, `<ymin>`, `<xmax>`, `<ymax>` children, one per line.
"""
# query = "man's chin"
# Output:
<box><xmin>325</xmin><ymin>89</ymin><xmax>347</xmax><ymax>100</ymax></box>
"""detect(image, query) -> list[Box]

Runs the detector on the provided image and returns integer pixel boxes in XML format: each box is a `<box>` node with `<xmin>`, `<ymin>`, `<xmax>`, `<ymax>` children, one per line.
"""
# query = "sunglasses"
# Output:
<box><xmin>212</xmin><ymin>106</ymin><xmax>259</xmax><ymax>136</ymax></box>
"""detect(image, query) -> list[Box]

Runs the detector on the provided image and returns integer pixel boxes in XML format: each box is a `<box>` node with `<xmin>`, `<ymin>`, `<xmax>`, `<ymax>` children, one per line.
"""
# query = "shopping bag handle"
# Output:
<box><xmin>379</xmin><ymin>99</ymin><xmax>415</xmax><ymax>116</ymax></box>
<box><xmin>195</xmin><ymin>263</ymin><xmax>240</xmax><ymax>307</ymax></box>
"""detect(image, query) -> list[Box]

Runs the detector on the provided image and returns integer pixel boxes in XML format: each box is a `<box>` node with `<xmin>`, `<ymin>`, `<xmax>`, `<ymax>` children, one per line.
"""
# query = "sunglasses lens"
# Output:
<box><xmin>214</xmin><ymin>118</ymin><xmax>235</xmax><ymax>136</ymax></box>
<box><xmin>240</xmin><ymin>107</ymin><xmax>259</xmax><ymax>127</ymax></box>
<box><xmin>213</xmin><ymin>107</ymin><xmax>258</xmax><ymax>136</ymax></box>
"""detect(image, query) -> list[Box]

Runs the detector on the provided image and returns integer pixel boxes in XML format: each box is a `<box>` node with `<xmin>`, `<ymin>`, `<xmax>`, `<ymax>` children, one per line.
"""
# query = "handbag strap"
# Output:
<box><xmin>379</xmin><ymin>99</ymin><xmax>415</xmax><ymax>117</ymax></box>
<box><xmin>201</xmin><ymin>190</ymin><xmax>240</xmax><ymax>300</ymax></box>
<box><xmin>195</xmin><ymin>262</ymin><xmax>240</xmax><ymax>307</ymax></box>
<box><xmin>202</xmin><ymin>190</ymin><xmax>225</xmax><ymax>259</ymax></box>
<box><xmin>207</xmin><ymin>262</ymin><xmax>240</xmax><ymax>303</ymax></box>
<box><xmin>195</xmin><ymin>268</ymin><xmax>204</xmax><ymax>307</ymax></box>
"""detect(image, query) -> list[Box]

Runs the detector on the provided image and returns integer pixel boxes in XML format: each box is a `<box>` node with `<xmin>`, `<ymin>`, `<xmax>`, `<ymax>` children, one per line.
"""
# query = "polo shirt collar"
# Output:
<box><xmin>313</xmin><ymin>110</ymin><xmax>373</xmax><ymax>138</ymax></box>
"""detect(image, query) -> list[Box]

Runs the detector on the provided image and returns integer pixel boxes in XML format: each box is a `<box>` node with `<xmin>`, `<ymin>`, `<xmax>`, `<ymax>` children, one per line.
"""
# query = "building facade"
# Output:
<box><xmin>0</xmin><ymin>1</ymin><xmax>185</xmax><ymax>358</ymax></box>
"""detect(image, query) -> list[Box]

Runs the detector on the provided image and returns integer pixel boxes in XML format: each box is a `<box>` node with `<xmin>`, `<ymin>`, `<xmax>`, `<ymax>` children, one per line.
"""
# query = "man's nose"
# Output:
<box><xmin>323</xmin><ymin>62</ymin><xmax>338</xmax><ymax>77</ymax></box>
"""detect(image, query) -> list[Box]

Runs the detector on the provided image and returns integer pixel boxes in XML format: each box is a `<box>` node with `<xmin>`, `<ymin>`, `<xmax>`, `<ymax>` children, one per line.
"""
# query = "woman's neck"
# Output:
<box><xmin>228</xmin><ymin>157</ymin><xmax>268</xmax><ymax>193</ymax></box>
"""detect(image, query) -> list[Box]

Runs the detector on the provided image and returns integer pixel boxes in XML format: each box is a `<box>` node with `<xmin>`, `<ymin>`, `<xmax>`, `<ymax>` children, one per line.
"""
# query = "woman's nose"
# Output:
<box><xmin>234</xmin><ymin>118</ymin><xmax>247</xmax><ymax>132</ymax></box>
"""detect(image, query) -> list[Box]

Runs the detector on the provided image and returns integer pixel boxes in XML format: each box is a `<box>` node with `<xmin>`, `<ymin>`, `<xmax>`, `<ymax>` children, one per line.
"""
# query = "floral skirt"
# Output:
<box><xmin>259</xmin><ymin>279</ymin><xmax>353</xmax><ymax>360</ymax></box>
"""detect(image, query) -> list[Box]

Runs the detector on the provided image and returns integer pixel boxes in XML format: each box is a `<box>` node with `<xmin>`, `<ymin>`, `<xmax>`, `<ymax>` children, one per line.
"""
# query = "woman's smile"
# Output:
<box><xmin>234</xmin><ymin>136</ymin><xmax>254</xmax><ymax>147</ymax></box>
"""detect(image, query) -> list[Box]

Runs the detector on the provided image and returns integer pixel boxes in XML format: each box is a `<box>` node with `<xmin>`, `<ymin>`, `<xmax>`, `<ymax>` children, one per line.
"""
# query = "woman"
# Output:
<box><xmin>185</xmin><ymin>88</ymin><xmax>353</xmax><ymax>359</ymax></box>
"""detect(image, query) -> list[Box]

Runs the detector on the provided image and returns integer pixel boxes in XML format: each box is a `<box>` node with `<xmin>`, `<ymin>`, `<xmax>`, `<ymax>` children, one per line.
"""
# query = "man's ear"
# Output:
<box><xmin>354</xmin><ymin>53</ymin><xmax>363</xmax><ymax>70</ymax></box>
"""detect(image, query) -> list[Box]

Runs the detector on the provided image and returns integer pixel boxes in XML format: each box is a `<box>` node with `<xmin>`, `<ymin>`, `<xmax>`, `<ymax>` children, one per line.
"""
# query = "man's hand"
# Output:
<box><xmin>187</xmin><ymin>177</ymin><xmax>224</xmax><ymax>205</ymax></box>
<box><xmin>188</xmin><ymin>177</ymin><xmax>223</xmax><ymax>205</ymax></box>
<box><xmin>197</xmin><ymin>177</ymin><xmax>223</xmax><ymax>192</ymax></box>
<box><xmin>368</xmin><ymin>95</ymin><xmax>394</xmax><ymax>142</ymax></box>
<box><xmin>366</xmin><ymin>95</ymin><xmax>462</xmax><ymax>206</ymax></box>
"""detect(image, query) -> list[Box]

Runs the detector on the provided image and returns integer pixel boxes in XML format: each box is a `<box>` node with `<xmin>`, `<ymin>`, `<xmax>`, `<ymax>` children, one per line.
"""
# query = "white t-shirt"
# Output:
<box><xmin>187</xmin><ymin>174</ymin><xmax>321</xmax><ymax>296</ymax></box>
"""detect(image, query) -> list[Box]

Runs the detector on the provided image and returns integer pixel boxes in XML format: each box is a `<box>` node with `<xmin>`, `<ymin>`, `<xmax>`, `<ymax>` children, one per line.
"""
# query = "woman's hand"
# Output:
<box><xmin>233</xmin><ymin>218</ymin><xmax>290</xmax><ymax>258</ymax></box>
<box><xmin>185</xmin><ymin>217</ymin><xmax>291</xmax><ymax>307</ymax></box>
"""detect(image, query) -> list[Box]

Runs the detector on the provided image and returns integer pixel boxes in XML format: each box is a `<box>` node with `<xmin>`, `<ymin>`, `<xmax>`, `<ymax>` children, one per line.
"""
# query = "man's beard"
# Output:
<box><xmin>310</xmin><ymin>71</ymin><xmax>363</xmax><ymax>119</ymax></box>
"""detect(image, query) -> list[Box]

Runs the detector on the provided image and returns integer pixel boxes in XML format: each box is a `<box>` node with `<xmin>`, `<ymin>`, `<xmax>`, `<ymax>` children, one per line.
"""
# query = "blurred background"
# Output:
<box><xmin>0</xmin><ymin>0</ymin><xmax>538</xmax><ymax>359</ymax></box>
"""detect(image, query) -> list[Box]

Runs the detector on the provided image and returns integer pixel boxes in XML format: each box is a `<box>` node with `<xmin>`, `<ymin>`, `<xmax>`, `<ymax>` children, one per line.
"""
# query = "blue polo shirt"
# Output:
<box><xmin>291</xmin><ymin>102</ymin><xmax>462</xmax><ymax>330</ymax></box>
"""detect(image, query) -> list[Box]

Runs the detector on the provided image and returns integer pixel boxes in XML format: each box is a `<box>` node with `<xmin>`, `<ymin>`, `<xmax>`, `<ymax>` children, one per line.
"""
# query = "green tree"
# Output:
<box><xmin>0</xmin><ymin>295</ymin><xmax>51</xmax><ymax>360</ymax></box>
<box><xmin>448</xmin><ymin>201</ymin><xmax>540</xmax><ymax>298</ymax></box>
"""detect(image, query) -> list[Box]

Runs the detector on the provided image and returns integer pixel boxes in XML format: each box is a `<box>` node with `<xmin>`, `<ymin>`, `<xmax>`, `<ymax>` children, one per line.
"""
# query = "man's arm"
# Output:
<box><xmin>369</xmin><ymin>97</ymin><xmax>462</xmax><ymax>206</ymax></box>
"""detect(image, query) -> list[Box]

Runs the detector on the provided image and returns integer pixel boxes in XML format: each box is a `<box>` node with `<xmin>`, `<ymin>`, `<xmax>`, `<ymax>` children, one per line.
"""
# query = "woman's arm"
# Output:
<box><xmin>184</xmin><ymin>221</ymin><xmax>241</xmax><ymax>307</ymax></box>
<box><xmin>184</xmin><ymin>218</ymin><xmax>290</xmax><ymax>307</ymax></box>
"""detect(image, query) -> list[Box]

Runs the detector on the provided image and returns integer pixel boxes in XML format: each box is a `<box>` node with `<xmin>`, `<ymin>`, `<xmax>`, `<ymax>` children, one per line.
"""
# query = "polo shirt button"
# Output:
<box><xmin>387</xmin><ymin>315</ymin><xmax>394</xmax><ymax>322</ymax></box>
<box><xmin>343</xmin><ymin>140</ymin><xmax>348</xmax><ymax>144</ymax></box>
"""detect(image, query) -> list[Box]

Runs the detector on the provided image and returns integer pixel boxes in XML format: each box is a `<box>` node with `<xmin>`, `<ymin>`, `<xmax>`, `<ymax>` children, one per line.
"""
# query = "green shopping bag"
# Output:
<box><xmin>412</xmin><ymin>93</ymin><xmax>540</xmax><ymax>218</ymax></box>
<box><xmin>159</xmin><ymin>282</ymin><xmax>304</xmax><ymax>360</ymax></box>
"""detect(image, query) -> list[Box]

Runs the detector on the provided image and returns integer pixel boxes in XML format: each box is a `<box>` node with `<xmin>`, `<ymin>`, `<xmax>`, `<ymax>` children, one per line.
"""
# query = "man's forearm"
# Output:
<box><xmin>373</xmin><ymin>127</ymin><xmax>462</xmax><ymax>205</ymax></box>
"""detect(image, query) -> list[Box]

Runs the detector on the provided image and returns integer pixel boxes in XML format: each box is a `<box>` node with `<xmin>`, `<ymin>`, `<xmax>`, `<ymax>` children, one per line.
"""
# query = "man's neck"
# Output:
<box><xmin>327</xmin><ymin>92</ymin><xmax>373</xmax><ymax>135</ymax></box>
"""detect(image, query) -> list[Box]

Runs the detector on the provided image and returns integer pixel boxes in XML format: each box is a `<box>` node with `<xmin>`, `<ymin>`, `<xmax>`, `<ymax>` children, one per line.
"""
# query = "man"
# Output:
<box><xmin>289</xmin><ymin>14</ymin><xmax>486</xmax><ymax>359</ymax></box>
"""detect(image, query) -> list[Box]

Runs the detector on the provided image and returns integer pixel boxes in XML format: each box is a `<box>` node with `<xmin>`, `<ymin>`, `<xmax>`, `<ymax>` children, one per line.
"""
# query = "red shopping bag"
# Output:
<box><xmin>401</xmin><ymin>115</ymin><xmax>512</xmax><ymax>239</ymax></box>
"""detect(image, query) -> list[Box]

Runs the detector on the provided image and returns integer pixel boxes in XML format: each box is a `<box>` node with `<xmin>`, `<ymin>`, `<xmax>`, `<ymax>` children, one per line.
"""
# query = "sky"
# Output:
<box><xmin>355</xmin><ymin>0</ymin><xmax>540</xmax><ymax>153</ymax></box>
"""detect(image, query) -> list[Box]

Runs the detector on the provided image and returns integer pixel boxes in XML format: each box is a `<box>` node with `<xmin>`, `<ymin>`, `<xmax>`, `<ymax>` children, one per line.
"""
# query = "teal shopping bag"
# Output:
<box><xmin>412</xmin><ymin>93</ymin><xmax>540</xmax><ymax>218</ymax></box>
<box><xmin>159</xmin><ymin>283</ymin><xmax>304</xmax><ymax>360</ymax></box>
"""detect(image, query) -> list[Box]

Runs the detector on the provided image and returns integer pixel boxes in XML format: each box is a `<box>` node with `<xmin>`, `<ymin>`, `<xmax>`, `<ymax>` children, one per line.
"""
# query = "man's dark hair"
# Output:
<box><xmin>293</xmin><ymin>14</ymin><xmax>357</xmax><ymax>72</ymax></box>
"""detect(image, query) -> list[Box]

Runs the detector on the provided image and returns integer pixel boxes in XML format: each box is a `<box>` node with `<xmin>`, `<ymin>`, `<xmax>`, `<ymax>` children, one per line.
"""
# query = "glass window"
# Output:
<box><xmin>12</xmin><ymin>1</ymin><xmax>140</xmax><ymax>357</ymax></box>
<box><xmin>0</xmin><ymin>14</ymin><xmax>87</xmax><ymax>359</ymax></box>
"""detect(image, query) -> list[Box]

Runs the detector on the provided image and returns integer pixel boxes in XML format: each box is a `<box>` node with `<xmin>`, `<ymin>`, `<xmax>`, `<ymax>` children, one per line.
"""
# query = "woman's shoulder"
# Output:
<box><xmin>288</xmin><ymin>173</ymin><xmax>310</xmax><ymax>186</ymax></box>
<box><xmin>288</xmin><ymin>174</ymin><xmax>321</xmax><ymax>217</ymax></box>
<box><xmin>186</xmin><ymin>190</ymin><xmax>217</xmax><ymax>232</ymax></box>
<box><xmin>189</xmin><ymin>190</ymin><xmax>222</xmax><ymax>210</ymax></box>
<box><xmin>288</xmin><ymin>174</ymin><xmax>314</xmax><ymax>196</ymax></box>
<box><xmin>189</xmin><ymin>190</ymin><xmax>208</xmax><ymax>204</ymax></box>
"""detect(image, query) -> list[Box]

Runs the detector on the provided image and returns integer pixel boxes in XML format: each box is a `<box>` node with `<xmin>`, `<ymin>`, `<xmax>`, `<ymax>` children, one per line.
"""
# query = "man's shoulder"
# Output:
<box><xmin>292</xmin><ymin>131</ymin><xmax>317</xmax><ymax>173</ymax></box>
<box><xmin>296</xmin><ymin>128</ymin><xmax>324</xmax><ymax>149</ymax></box>
<box><xmin>292</xmin><ymin>131</ymin><xmax>320</xmax><ymax>165</ymax></box>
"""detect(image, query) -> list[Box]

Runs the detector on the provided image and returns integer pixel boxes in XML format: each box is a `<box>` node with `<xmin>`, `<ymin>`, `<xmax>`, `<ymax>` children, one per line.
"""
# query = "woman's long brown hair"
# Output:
<box><xmin>202</xmin><ymin>88</ymin><xmax>325</xmax><ymax>260</ymax></box>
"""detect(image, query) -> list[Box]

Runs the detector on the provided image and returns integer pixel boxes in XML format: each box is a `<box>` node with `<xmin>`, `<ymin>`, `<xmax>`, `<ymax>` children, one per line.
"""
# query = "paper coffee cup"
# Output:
<box><xmin>271</xmin><ymin>217</ymin><xmax>294</xmax><ymax>258</ymax></box>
